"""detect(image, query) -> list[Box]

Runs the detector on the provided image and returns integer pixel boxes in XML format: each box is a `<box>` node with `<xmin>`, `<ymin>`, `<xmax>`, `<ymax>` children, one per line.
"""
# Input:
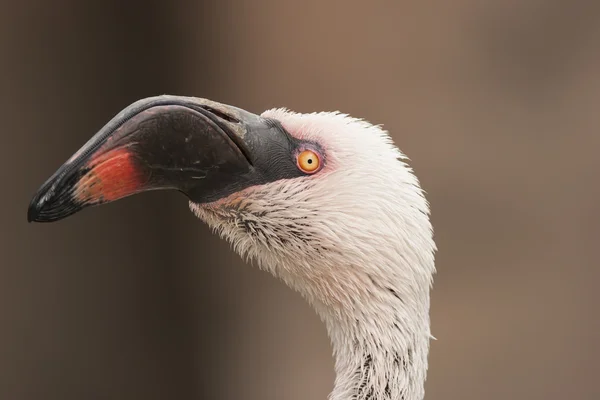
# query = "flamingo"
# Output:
<box><xmin>28</xmin><ymin>95</ymin><xmax>437</xmax><ymax>400</ymax></box>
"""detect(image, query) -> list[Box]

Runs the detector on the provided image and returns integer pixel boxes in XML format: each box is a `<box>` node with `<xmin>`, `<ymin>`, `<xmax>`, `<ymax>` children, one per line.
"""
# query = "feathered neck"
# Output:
<box><xmin>191</xmin><ymin>192</ymin><xmax>436</xmax><ymax>400</ymax></box>
<box><xmin>314</xmin><ymin>266</ymin><xmax>433</xmax><ymax>400</ymax></box>
<box><xmin>192</xmin><ymin>195</ymin><xmax>436</xmax><ymax>400</ymax></box>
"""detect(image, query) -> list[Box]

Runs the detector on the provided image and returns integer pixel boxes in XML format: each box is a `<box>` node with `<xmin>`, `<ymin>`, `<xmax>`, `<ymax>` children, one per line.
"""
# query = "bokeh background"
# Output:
<box><xmin>2</xmin><ymin>1</ymin><xmax>599</xmax><ymax>399</ymax></box>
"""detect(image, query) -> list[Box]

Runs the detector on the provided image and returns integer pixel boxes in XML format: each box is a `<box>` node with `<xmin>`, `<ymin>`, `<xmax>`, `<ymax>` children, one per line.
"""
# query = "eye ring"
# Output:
<box><xmin>296</xmin><ymin>149</ymin><xmax>321</xmax><ymax>174</ymax></box>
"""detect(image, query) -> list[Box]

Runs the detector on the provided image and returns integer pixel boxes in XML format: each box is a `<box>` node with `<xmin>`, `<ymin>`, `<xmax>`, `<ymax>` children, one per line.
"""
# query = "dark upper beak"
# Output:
<box><xmin>28</xmin><ymin>95</ymin><xmax>305</xmax><ymax>223</ymax></box>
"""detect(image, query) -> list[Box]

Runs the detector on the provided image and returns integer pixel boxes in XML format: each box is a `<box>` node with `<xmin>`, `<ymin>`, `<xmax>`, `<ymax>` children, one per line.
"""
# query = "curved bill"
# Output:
<box><xmin>27</xmin><ymin>95</ymin><xmax>305</xmax><ymax>223</ymax></box>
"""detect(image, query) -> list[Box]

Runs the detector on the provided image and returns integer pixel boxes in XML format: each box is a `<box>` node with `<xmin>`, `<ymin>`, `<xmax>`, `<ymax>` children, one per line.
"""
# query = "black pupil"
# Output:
<box><xmin>307</xmin><ymin>159</ymin><xmax>313</xmax><ymax>164</ymax></box>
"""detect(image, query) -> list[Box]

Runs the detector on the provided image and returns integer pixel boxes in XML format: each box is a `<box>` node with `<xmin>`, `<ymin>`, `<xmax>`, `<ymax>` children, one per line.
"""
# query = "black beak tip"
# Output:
<box><xmin>27</xmin><ymin>189</ymin><xmax>48</xmax><ymax>223</ymax></box>
<box><xmin>27</xmin><ymin>179</ymin><xmax>81</xmax><ymax>223</ymax></box>
<box><xmin>27</xmin><ymin>202</ymin><xmax>39</xmax><ymax>223</ymax></box>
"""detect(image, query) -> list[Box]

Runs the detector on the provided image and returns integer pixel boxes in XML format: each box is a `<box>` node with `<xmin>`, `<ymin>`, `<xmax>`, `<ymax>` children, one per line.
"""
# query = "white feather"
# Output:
<box><xmin>190</xmin><ymin>109</ymin><xmax>436</xmax><ymax>400</ymax></box>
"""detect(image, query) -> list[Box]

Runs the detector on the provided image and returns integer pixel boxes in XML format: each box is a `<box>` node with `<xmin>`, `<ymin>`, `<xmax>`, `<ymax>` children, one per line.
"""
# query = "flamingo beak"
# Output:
<box><xmin>27</xmin><ymin>95</ymin><xmax>306</xmax><ymax>223</ymax></box>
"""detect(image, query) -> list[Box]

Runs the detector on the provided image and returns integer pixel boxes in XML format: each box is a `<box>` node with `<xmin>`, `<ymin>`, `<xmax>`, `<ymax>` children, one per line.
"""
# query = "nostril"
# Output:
<box><xmin>202</xmin><ymin>106</ymin><xmax>240</xmax><ymax>124</ymax></box>
<box><xmin>196</xmin><ymin>105</ymin><xmax>253</xmax><ymax>167</ymax></box>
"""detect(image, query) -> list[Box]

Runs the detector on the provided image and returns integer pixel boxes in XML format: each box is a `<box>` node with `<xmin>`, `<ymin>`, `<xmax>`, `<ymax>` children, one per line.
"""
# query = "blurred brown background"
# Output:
<box><xmin>1</xmin><ymin>1</ymin><xmax>599</xmax><ymax>399</ymax></box>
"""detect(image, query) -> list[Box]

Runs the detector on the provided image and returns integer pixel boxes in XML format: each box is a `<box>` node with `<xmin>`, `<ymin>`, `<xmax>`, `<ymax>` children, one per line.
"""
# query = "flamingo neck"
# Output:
<box><xmin>321</xmin><ymin>283</ymin><xmax>432</xmax><ymax>400</ymax></box>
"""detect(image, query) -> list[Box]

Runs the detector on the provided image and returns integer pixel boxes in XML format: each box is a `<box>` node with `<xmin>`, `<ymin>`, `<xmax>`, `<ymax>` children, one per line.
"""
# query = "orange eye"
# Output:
<box><xmin>297</xmin><ymin>149</ymin><xmax>320</xmax><ymax>173</ymax></box>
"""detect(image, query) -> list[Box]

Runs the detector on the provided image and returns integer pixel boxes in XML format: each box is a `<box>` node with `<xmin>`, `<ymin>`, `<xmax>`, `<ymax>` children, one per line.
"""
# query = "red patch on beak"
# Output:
<box><xmin>73</xmin><ymin>148</ymin><xmax>144</xmax><ymax>204</ymax></box>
